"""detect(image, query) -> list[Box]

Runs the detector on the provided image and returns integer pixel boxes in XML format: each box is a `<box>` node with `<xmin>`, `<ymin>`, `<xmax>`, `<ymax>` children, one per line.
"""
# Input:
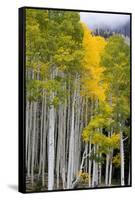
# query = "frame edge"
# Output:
<box><xmin>18</xmin><ymin>7</ymin><xmax>26</xmax><ymax>193</ymax></box>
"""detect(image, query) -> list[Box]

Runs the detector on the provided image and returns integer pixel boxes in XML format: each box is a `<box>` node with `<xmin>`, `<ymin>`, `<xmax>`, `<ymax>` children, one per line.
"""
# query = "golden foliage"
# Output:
<box><xmin>82</xmin><ymin>128</ymin><xmax>90</xmax><ymax>142</ymax></box>
<box><xmin>112</xmin><ymin>153</ymin><xmax>121</xmax><ymax>168</ymax></box>
<box><xmin>78</xmin><ymin>171</ymin><xmax>89</xmax><ymax>183</ymax></box>
<box><xmin>81</xmin><ymin>23</ymin><xmax>107</xmax><ymax>101</ymax></box>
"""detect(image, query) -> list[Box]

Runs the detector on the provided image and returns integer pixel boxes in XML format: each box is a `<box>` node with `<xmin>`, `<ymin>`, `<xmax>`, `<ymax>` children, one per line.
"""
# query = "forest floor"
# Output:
<box><xmin>26</xmin><ymin>174</ymin><xmax>120</xmax><ymax>192</ymax></box>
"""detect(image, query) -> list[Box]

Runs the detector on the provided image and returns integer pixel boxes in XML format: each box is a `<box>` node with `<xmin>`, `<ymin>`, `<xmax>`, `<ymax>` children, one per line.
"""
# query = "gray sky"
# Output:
<box><xmin>80</xmin><ymin>12</ymin><xmax>130</xmax><ymax>29</ymax></box>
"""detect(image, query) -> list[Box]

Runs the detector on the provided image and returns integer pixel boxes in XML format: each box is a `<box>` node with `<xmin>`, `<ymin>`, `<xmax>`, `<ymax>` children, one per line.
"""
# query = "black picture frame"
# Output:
<box><xmin>19</xmin><ymin>6</ymin><xmax>132</xmax><ymax>193</ymax></box>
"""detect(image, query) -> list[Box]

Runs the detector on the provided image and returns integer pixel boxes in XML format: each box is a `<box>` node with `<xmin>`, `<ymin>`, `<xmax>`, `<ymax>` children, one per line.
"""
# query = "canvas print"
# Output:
<box><xmin>19</xmin><ymin>7</ymin><xmax>131</xmax><ymax>193</ymax></box>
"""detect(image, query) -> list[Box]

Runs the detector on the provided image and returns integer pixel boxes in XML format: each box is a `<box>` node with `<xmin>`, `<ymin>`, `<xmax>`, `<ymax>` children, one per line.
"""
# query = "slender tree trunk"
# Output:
<box><xmin>120</xmin><ymin>123</ymin><xmax>125</xmax><ymax>186</ymax></box>
<box><xmin>42</xmin><ymin>94</ymin><xmax>47</xmax><ymax>187</ymax></box>
<box><xmin>48</xmin><ymin>99</ymin><xmax>55</xmax><ymax>190</ymax></box>
<box><xmin>109</xmin><ymin>149</ymin><xmax>113</xmax><ymax>186</ymax></box>
<box><xmin>27</xmin><ymin>102</ymin><xmax>33</xmax><ymax>177</ymax></box>
<box><xmin>92</xmin><ymin>145</ymin><xmax>96</xmax><ymax>187</ymax></box>
<box><xmin>74</xmin><ymin>83</ymin><xmax>81</xmax><ymax>177</ymax></box>
<box><xmin>56</xmin><ymin>105</ymin><xmax>62</xmax><ymax>188</ymax></box>
<box><xmin>88</xmin><ymin>139</ymin><xmax>92</xmax><ymax>187</ymax></box>
<box><xmin>98</xmin><ymin>153</ymin><xmax>102</xmax><ymax>186</ymax></box>
<box><xmin>26</xmin><ymin>101</ymin><xmax>29</xmax><ymax>169</ymax></box>
<box><xmin>105</xmin><ymin>131</ymin><xmax>111</xmax><ymax>186</ymax></box>
<box><xmin>31</xmin><ymin>102</ymin><xmax>37</xmax><ymax>186</ymax></box>
<box><xmin>95</xmin><ymin>145</ymin><xmax>98</xmax><ymax>186</ymax></box>
<box><xmin>61</xmin><ymin>101</ymin><xmax>66</xmax><ymax>189</ymax></box>
<box><xmin>105</xmin><ymin>153</ymin><xmax>109</xmax><ymax>186</ymax></box>
<box><xmin>38</xmin><ymin>99</ymin><xmax>44</xmax><ymax>177</ymax></box>
<box><xmin>67</xmin><ymin>90</ymin><xmax>75</xmax><ymax>189</ymax></box>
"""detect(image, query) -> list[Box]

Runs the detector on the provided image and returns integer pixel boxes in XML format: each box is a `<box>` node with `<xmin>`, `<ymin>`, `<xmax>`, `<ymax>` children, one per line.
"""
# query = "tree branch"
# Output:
<box><xmin>123</xmin><ymin>136</ymin><xmax>128</xmax><ymax>142</ymax></box>
<box><xmin>71</xmin><ymin>147</ymin><xmax>93</xmax><ymax>188</ymax></box>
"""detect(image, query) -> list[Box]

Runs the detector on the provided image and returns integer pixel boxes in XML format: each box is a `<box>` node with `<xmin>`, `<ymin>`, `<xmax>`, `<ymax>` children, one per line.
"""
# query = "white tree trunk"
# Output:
<box><xmin>98</xmin><ymin>153</ymin><xmax>102</xmax><ymax>186</ymax></box>
<box><xmin>109</xmin><ymin>150</ymin><xmax>113</xmax><ymax>186</ymax></box>
<box><xmin>27</xmin><ymin>102</ymin><xmax>33</xmax><ymax>177</ymax></box>
<box><xmin>105</xmin><ymin>153</ymin><xmax>109</xmax><ymax>186</ymax></box>
<box><xmin>38</xmin><ymin>99</ymin><xmax>44</xmax><ymax>177</ymax></box>
<box><xmin>26</xmin><ymin>101</ymin><xmax>29</xmax><ymax>169</ymax></box>
<box><xmin>88</xmin><ymin>140</ymin><xmax>92</xmax><ymax>187</ymax></box>
<box><xmin>42</xmin><ymin>94</ymin><xmax>47</xmax><ymax>187</ymax></box>
<box><xmin>48</xmin><ymin>102</ymin><xmax>55</xmax><ymax>190</ymax></box>
<box><xmin>120</xmin><ymin>124</ymin><xmax>125</xmax><ymax>186</ymax></box>
<box><xmin>92</xmin><ymin>145</ymin><xmax>96</xmax><ymax>187</ymax></box>
<box><xmin>67</xmin><ymin>91</ymin><xmax>75</xmax><ymax>189</ymax></box>
<box><xmin>60</xmin><ymin>97</ymin><xmax>66</xmax><ymax>189</ymax></box>
<box><xmin>56</xmin><ymin>105</ymin><xmax>62</xmax><ymax>188</ymax></box>
<box><xmin>95</xmin><ymin>145</ymin><xmax>98</xmax><ymax>186</ymax></box>
<box><xmin>31</xmin><ymin>102</ymin><xmax>37</xmax><ymax>186</ymax></box>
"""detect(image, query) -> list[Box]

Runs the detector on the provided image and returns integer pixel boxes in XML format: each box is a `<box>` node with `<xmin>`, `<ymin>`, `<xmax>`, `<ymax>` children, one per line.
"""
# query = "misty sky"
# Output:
<box><xmin>80</xmin><ymin>12</ymin><xmax>130</xmax><ymax>29</ymax></box>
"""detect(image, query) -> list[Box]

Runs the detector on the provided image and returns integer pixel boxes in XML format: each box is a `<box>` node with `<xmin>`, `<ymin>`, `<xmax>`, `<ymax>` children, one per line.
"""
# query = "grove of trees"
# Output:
<box><xmin>25</xmin><ymin>8</ymin><xmax>131</xmax><ymax>192</ymax></box>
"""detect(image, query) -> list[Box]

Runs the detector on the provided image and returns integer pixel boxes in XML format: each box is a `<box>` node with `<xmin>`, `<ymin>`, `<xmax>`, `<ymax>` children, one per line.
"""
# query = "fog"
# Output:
<box><xmin>80</xmin><ymin>12</ymin><xmax>130</xmax><ymax>29</ymax></box>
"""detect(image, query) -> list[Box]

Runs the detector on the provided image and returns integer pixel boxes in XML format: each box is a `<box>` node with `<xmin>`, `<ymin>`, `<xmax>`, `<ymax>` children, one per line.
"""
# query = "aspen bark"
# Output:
<box><xmin>88</xmin><ymin>140</ymin><xmax>92</xmax><ymax>187</ymax></box>
<box><xmin>42</xmin><ymin>94</ymin><xmax>47</xmax><ymax>187</ymax></box>
<box><xmin>120</xmin><ymin>123</ymin><xmax>125</xmax><ymax>186</ymax></box>
<box><xmin>105</xmin><ymin>153</ymin><xmax>109</xmax><ymax>186</ymax></box>
<box><xmin>48</xmin><ymin>101</ymin><xmax>55</xmax><ymax>190</ymax></box>
<box><xmin>27</xmin><ymin>102</ymin><xmax>33</xmax><ymax>177</ymax></box>
<box><xmin>92</xmin><ymin>145</ymin><xmax>96</xmax><ymax>187</ymax></box>
<box><xmin>31</xmin><ymin>102</ymin><xmax>37</xmax><ymax>186</ymax></box>
<box><xmin>108</xmin><ymin>150</ymin><xmax>113</xmax><ymax>186</ymax></box>
<box><xmin>67</xmin><ymin>90</ymin><xmax>75</xmax><ymax>189</ymax></box>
